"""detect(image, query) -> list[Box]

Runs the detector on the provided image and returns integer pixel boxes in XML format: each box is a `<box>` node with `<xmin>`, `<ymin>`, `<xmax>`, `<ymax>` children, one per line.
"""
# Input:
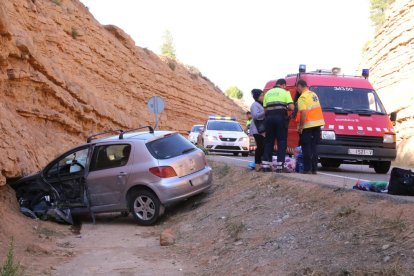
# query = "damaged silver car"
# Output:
<box><xmin>11</xmin><ymin>127</ymin><xmax>212</xmax><ymax>226</ymax></box>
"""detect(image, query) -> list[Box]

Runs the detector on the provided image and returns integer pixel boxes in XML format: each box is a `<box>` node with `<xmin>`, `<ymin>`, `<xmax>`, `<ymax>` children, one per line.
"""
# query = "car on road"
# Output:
<box><xmin>201</xmin><ymin>116</ymin><xmax>249</xmax><ymax>156</ymax></box>
<box><xmin>187</xmin><ymin>124</ymin><xmax>204</xmax><ymax>145</ymax></box>
<box><xmin>11</xmin><ymin>127</ymin><xmax>212</xmax><ymax>226</ymax></box>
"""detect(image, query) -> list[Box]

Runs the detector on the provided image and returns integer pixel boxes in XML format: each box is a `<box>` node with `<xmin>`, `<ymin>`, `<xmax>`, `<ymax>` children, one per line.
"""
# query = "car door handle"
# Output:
<box><xmin>118</xmin><ymin>172</ymin><xmax>128</xmax><ymax>176</ymax></box>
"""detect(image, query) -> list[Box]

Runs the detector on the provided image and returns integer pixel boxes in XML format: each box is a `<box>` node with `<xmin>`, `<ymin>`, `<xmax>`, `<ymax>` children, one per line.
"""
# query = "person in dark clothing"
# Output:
<box><xmin>262</xmin><ymin>79</ymin><xmax>295</xmax><ymax>173</ymax></box>
<box><xmin>250</xmin><ymin>89</ymin><xmax>265</xmax><ymax>172</ymax></box>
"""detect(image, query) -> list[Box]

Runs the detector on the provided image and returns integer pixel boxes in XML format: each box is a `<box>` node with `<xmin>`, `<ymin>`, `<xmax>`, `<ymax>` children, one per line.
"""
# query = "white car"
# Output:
<box><xmin>202</xmin><ymin>116</ymin><xmax>249</xmax><ymax>156</ymax></box>
<box><xmin>188</xmin><ymin>124</ymin><xmax>204</xmax><ymax>144</ymax></box>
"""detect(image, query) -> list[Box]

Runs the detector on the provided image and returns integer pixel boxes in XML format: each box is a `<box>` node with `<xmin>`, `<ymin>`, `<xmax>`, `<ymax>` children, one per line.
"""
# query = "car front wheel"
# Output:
<box><xmin>128</xmin><ymin>190</ymin><xmax>161</xmax><ymax>226</ymax></box>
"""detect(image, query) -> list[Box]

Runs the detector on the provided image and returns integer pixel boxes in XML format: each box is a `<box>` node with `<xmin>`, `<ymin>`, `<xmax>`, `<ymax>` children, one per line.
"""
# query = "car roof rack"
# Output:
<box><xmin>87</xmin><ymin>129</ymin><xmax>123</xmax><ymax>143</ymax></box>
<box><xmin>119</xmin><ymin>126</ymin><xmax>154</xmax><ymax>139</ymax></box>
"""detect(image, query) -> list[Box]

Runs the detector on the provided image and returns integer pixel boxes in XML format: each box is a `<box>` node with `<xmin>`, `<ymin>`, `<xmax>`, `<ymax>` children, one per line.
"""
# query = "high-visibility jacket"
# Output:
<box><xmin>263</xmin><ymin>87</ymin><xmax>293</xmax><ymax>108</ymax></box>
<box><xmin>246</xmin><ymin>119</ymin><xmax>252</xmax><ymax>127</ymax></box>
<box><xmin>296</xmin><ymin>89</ymin><xmax>325</xmax><ymax>129</ymax></box>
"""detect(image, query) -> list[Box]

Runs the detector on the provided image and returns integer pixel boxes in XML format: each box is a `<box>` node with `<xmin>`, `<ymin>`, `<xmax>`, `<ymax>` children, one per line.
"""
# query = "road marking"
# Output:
<box><xmin>219</xmin><ymin>156</ymin><xmax>251</xmax><ymax>163</ymax></box>
<box><xmin>317</xmin><ymin>172</ymin><xmax>370</xmax><ymax>182</ymax></box>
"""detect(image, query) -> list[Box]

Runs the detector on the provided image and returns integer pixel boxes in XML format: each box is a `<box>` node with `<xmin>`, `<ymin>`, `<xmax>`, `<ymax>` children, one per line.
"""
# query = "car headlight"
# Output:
<box><xmin>383</xmin><ymin>134</ymin><xmax>395</xmax><ymax>143</ymax></box>
<box><xmin>238</xmin><ymin>137</ymin><xmax>248</xmax><ymax>142</ymax></box>
<box><xmin>321</xmin><ymin>131</ymin><xmax>336</xmax><ymax>140</ymax></box>
<box><xmin>206</xmin><ymin>135</ymin><xmax>218</xmax><ymax>141</ymax></box>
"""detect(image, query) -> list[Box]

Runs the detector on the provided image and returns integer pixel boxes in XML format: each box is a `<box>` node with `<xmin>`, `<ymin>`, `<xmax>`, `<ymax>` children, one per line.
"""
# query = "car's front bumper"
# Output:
<box><xmin>154</xmin><ymin>166</ymin><xmax>213</xmax><ymax>205</ymax></box>
<box><xmin>318</xmin><ymin>144</ymin><xmax>396</xmax><ymax>161</ymax></box>
<box><xmin>204</xmin><ymin>140</ymin><xmax>249</xmax><ymax>153</ymax></box>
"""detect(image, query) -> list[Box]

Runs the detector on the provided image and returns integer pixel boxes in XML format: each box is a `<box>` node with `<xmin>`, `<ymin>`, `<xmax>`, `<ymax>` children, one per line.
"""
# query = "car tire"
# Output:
<box><xmin>320</xmin><ymin>158</ymin><xmax>341</xmax><ymax>168</ymax></box>
<box><xmin>128</xmin><ymin>190</ymin><xmax>161</xmax><ymax>226</ymax></box>
<box><xmin>373</xmin><ymin>161</ymin><xmax>391</xmax><ymax>174</ymax></box>
<box><xmin>242</xmin><ymin>152</ymin><xmax>249</xmax><ymax>157</ymax></box>
<box><xmin>233</xmin><ymin>152</ymin><xmax>239</xmax><ymax>156</ymax></box>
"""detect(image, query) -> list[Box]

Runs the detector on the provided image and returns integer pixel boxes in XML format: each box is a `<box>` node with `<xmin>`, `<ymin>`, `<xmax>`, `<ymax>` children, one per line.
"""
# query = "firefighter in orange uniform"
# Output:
<box><xmin>296</xmin><ymin>79</ymin><xmax>325</xmax><ymax>174</ymax></box>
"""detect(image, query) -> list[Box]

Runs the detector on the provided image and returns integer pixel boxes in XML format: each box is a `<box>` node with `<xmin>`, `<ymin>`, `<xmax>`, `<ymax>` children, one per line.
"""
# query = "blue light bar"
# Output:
<box><xmin>362</xmin><ymin>69</ymin><xmax>369</xmax><ymax>78</ymax></box>
<box><xmin>208</xmin><ymin>116</ymin><xmax>236</xmax><ymax>121</ymax></box>
<box><xmin>299</xmin><ymin>64</ymin><xmax>306</xmax><ymax>73</ymax></box>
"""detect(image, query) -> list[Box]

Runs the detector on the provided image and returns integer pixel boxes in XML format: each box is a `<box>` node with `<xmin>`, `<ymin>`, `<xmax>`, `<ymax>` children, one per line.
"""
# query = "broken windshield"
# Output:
<box><xmin>310</xmin><ymin>86</ymin><xmax>386</xmax><ymax>115</ymax></box>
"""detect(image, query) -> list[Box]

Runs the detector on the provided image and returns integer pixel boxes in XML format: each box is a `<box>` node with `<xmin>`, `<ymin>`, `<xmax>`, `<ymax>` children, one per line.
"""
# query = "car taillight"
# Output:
<box><xmin>149</xmin><ymin>166</ymin><xmax>177</xmax><ymax>178</ymax></box>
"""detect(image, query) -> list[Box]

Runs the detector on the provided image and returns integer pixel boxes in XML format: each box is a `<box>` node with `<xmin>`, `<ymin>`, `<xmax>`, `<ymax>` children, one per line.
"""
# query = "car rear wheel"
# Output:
<box><xmin>320</xmin><ymin>158</ymin><xmax>341</xmax><ymax>168</ymax></box>
<box><xmin>128</xmin><ymin>190</ymin><xmax>160</xmax><ymax>226</ymax></box>
<box><xmin>373</xmin><ymin>161</ymin><xmax>391</xmax><ymax>174</ymax></box>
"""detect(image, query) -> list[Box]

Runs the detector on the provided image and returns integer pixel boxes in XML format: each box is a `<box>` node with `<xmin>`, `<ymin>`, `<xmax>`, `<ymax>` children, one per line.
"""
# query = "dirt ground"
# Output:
<box><xmin>2</xmin><ymin>162</ymin><xmax>414</xmax><ymax>275</ymax></box>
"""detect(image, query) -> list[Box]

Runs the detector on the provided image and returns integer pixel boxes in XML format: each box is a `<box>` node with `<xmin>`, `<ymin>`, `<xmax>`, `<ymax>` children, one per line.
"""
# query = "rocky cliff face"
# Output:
<box><xmin>361</xmin><ymin>0</ymin><xmax>414</xmax><ymax>166</ymax></box>
<box><xmin>0</xmin><ymin>0</ymin><xmax>244</xmax><ymax>183</ymax></box>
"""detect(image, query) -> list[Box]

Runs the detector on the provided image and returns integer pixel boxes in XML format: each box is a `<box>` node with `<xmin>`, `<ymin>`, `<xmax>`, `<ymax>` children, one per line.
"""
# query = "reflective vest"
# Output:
<box><xmin>296</xmin><ymin>89</ymin><xmax>325</xmax><ymax>128</ymax></box>
<box><xmin>246</xmin><ymin>119</ymin><xmax>252</xmax><ymax>127</ymax></box>
<box><xmin>263</xmin><ymin>87</ymin><xmax>293</xmax><ymax>108</ymax></box>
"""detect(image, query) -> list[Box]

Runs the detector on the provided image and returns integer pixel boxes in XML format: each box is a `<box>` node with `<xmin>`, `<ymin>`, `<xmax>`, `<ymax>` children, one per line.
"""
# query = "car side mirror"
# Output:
<box><xmin>390</xmin><ymin>111</ymin><xmax>397</xmax><ymax>122</ymax></box>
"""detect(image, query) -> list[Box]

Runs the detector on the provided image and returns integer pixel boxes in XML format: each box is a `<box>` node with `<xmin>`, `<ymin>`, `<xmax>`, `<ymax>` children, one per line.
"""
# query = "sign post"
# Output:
<box><xmin>147</xmin><ymin>96</ymin><xmax>165</xmax><ymax>130</ymax></box>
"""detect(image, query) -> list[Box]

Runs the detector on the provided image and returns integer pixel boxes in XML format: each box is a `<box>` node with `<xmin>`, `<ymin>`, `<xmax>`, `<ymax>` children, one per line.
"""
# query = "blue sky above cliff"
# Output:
<box><xmin>80</xmin><ymin>0</ymin><xmax>374</xmax><ymax>104</ymax></box>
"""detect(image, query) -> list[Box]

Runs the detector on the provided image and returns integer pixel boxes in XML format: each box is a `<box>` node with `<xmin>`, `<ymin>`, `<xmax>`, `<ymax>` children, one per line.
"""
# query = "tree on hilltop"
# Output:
<box><xmin>160</xmin><ymin>29</ymin><xmax>176</xmax><ymax>60</ymax></box>
<box><xmin>225</xmin><ymin>86</ymin><xmax>243</xmax><ymax>99</ymax></box>
<box><xmin>369</xmin><ymin>0</ymin><xmax>395</xmax><ymax>30</ymax></box>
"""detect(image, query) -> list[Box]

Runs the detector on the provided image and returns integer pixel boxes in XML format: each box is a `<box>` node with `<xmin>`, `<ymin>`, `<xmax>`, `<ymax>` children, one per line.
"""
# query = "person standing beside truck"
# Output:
<box><xmin>250</xmin><ymin>89</ymin><xmax>266</xmax><ymax>172</ymax></box>
<box><xmin>296</xmin><ymin>79</ymin><xmax>325</xmax><ymax>174</ymax></box>
<box><xmin>245</xmin><ymin>111</ymin><xmax>252</xmax><ymax>133</ymax></box>
<box><xmin>262</xmin><ymin>79</ymin><xmax>294</xmax><ymax>172</ymax></box>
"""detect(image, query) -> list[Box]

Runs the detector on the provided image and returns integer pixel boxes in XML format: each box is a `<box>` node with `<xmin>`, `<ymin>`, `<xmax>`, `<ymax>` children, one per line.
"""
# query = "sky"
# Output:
<box><xmin>80</xmin><ymin>0</ymin><xmax>374</xmax><ymax>105</ymax></box>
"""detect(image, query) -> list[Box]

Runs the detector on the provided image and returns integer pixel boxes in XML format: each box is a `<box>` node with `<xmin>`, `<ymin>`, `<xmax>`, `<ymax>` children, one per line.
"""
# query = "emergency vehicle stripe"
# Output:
<box><xmin>348</xmin><ymin>126</ymin><xmax>354</xmax><ymax>130</ymax></box>
<box><xmin>339</xmin><ymin>125</ymin><xmax>344</xmax><ymax>130</ymax></box>
<box><xmin>367</xmin><ymin>127</ymin><xmax>373</xmax><ymax>131</ymax></box>
<box><xmin>376</xmin><ymin>128</ymin><xmax>381</xmax><ymax>132</ymax></box>
<box><xmin>357</xmin><ymin>126</ymin><xmax>363</xmax><ymax>131</ymax></box>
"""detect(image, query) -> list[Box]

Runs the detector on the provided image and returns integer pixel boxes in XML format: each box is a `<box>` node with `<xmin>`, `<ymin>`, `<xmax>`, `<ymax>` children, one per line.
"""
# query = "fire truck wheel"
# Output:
<box><xmin>373</xmin><ymin>161</ymin><xmax>391</xmax><ymax>174</ymax></box>
<box><xmin>320</xmin><ymin>158</ymin><xmax>341</xmax><ymax>168</ymax></box>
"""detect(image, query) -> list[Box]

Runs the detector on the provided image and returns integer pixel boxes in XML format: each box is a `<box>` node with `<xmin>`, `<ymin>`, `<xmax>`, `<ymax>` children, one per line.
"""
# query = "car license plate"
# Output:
<box><xmin>190</xmin><ymin>173</ymin><xmax>209</xmax><ymax>186</ymax></box>
<box><xmin>223</xmin><ymin>142</ymin><xmax>234</xmax><ymax>146</ymax></box>
<box><xmin>348</xmin><ymin>149</ymin><xmax>373</xmax><ymax>156</ymax></box>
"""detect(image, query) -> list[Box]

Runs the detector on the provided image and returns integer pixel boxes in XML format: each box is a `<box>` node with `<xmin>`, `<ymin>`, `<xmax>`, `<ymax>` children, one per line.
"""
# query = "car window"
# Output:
<box><xmin>191</xmin><ymin>126</ymin><xmax>202</xmax><ymax>132</ymax></box>
<box><xmin>90</xmin><ymin>144</ymin><xmax>131</xmax><ymax>172</ymax></box>
<box><xmin>206</xmin><ymin>121</ymin><xmax>243</xmax><ymax>132</ymax></box>
<box><xmin>146</xmin><ymin>133</ymin><xmax>196</xmax><ymax>160</ymax></box>
<box><xmin>45</xmin><ymin>147</ymin><xmax>89</xmax><ymax>179</ymax></box>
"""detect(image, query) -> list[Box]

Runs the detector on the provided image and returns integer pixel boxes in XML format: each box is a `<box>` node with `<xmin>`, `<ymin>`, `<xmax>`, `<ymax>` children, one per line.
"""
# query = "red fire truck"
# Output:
<box><xmin>264</xmin><ymin>66</ymin><xmax>397</xmax><ymax>174</ymax></box>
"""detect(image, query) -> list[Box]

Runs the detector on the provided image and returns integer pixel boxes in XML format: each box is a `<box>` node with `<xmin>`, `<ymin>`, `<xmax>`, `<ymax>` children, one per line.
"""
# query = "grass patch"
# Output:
<box><xmin>71</xmin><ymin>27</ymin><xmax>78</xmax><ymax>39</ymax></box>
<box><xmin>335</xmin><ymin>206</ymin><xmax>356</xmax><ymax>218</ymax></box>
<box><xmin>37</xmin><ymin>227</ymin><xmax>65</xmax><ymax>237</ymax></box>
<box><xmin>51</xmin><ymin>0</ymin><xmax>62</xmax><ymax>6</ymax></box>
<box><xmin>167</xmin><ymin>59</ymin><xmax>176</xmax><ymax>71</ymax></box>
<box><xmin>215</xmin><ymin>164</ymin><xmax>230</xmax><ymax>178</ymax></box>
<box><xmin>0</xmin><ymin>239</ymin><xmax>24</xmax><ymax>276</ymax></box>
<box><xmin>226</xmin><ymin>222</ymin><xmax>245</xmax><ymax>241</ymax></box>
<box><xmin>382</xmin><ymin>211</ymin><xmax>407</xmax><ymax>232</ymax></box>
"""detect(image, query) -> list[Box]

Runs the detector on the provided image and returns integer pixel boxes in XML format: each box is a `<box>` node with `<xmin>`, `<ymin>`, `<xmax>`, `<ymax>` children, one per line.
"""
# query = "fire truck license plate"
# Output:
<box><xmin>348</xmin><ymin>149</ymin><xmax>373</xmax><ymax>156</ymax></box>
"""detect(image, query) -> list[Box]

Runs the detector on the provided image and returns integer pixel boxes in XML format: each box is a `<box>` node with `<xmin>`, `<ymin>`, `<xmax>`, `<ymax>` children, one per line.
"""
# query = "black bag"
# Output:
<box><xmin>388</xmin><ymin>167</ymin><xmax>414</xmax><ymax>196</ymax></box>
<box><xmin>254</xmin><ymin>119</ymin><xmax>266</xmax><ymax>134</ymax></box>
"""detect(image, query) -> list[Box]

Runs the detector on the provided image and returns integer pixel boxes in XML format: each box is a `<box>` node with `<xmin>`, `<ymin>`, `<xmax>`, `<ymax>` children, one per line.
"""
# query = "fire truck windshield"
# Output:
<box><xmin>310</xmin><ymin>86</ymin><xmax>386</xmax><ymax>115</ymax></box>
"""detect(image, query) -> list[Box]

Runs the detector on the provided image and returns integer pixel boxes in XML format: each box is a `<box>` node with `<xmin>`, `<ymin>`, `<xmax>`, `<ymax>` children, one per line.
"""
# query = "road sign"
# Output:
<box><xmin>147</xmin><ymin>96</ymin><xmax>165</xmax><ymax>115</ymax></box>
<box><xmin>147</xmin><ymin>96</ymin><xmax>165</xmax><ymax>130</ymax></box>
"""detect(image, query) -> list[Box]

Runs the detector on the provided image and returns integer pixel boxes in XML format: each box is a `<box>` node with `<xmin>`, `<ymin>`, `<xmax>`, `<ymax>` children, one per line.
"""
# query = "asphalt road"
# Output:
<box><xmin>208</xmin><ymin>153</ymin><xmax>414</xmax><ymax>202</ymax></box>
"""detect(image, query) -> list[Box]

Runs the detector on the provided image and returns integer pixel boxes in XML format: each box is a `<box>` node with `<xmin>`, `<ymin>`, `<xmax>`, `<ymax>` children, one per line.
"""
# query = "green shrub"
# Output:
<box><xmin>0</xmin><ymin>239</ymin><xmax>24</xmax><ymax>276</ymax></box>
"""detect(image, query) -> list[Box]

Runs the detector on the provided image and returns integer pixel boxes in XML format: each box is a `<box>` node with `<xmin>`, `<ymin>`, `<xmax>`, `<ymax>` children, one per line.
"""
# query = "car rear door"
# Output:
<box><xmin>86</xmin><ymin>143</ymin><xmax>133</xmax><ymax>208</ymax></box>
